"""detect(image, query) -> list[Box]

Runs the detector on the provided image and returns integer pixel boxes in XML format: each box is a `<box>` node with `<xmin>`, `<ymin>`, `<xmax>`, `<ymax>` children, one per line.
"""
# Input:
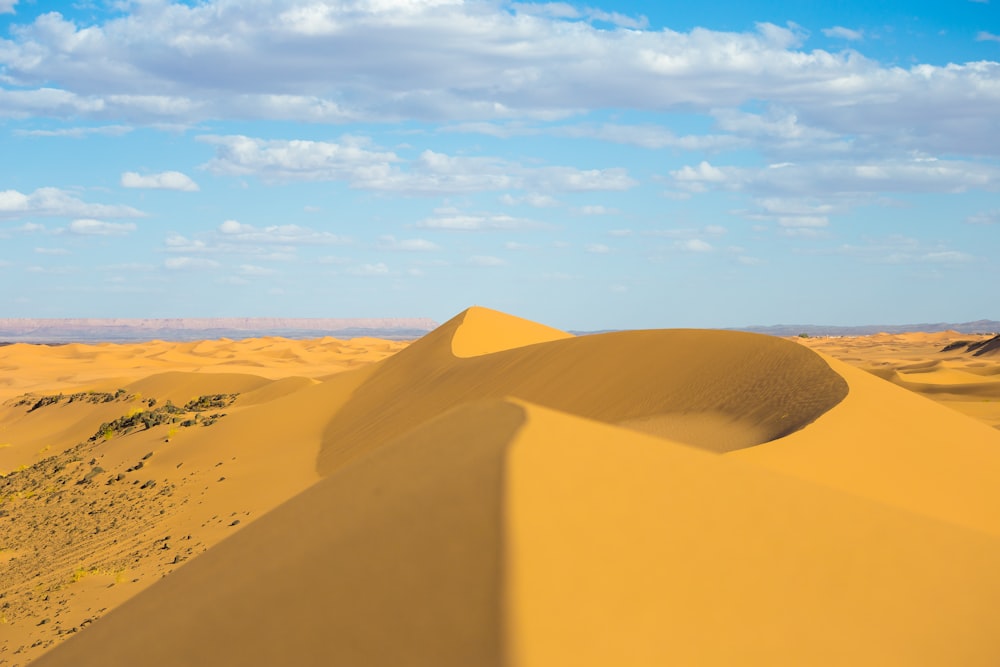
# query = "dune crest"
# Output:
<box><xmin>319</xmin><ymin>319</ymin><xmax>849</xmax><ymax>472</ymax></box>
<box><xmin>450</xmin><ymin>306</ymin><xmax>573</xmax><ymax>357</ymax></box>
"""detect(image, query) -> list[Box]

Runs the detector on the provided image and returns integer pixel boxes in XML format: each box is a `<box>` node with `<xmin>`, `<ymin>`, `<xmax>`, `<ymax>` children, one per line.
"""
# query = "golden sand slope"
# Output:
<box><xmin>11</xmin><ymin>308</ymin><xmax>1000</xmax><ymax>665</ymax></box>
<box><xmin>795</xmin><ymin>331</ymin><xmax>1000</xmax><ymax>430</ymax></box>
<box><xmin>0</xmin><ymin>337</ymin><xmax>404</xmax><ymax>665</ymax></box>
<box><xmin>30</xmin><ymin>399</ymin><xmax>1000</xmax><ymax>666</ymax></box>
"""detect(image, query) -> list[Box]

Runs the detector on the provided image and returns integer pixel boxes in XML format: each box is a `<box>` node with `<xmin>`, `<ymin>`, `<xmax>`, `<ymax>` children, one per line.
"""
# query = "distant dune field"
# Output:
<box><xmin>3</xmin><ymin>308</ymin><xmax>1000</xmax><ymax>666</ymax></box>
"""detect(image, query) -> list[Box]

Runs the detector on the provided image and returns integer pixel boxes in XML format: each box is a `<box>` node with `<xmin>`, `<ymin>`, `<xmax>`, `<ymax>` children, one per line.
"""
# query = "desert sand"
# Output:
<box><xmin>2</xmin><ymin>308</ymin><xmax>999</xmax><ymax>665</ymax></box>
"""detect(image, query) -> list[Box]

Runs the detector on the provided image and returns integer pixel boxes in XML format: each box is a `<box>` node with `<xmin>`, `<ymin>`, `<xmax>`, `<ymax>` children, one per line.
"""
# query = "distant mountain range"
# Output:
<box><xmin>735</xmin><ymin>320</ymin><xmax>1000</xmax><ymax>337</ymax></box>
<box><xmin>0</xmin><ymin>318</ymin><xmax>439</xmax><ymax>343</ymax></box>
<box><xmin>2</xmin><ymin>317</ymin><xmax>998</xmax><ymax>344</ymax></box>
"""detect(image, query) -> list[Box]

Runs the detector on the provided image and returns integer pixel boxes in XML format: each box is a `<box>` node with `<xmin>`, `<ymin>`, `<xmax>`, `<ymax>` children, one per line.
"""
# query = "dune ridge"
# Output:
<box><xmin>318</xmin><ymin>307</ymin><xmax>849</xmax><ymax>471</ymax></box>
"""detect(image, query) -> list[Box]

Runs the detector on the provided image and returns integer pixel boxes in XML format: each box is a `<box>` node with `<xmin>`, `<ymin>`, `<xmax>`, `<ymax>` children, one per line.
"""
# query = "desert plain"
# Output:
<box><xmin>1</xmin><ymin>307</ymin><xmax>999</xmax><ymax>665</ymax></box>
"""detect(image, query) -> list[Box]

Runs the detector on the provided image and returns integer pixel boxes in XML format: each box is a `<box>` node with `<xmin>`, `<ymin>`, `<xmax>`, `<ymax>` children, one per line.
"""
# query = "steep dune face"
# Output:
<box><xmin>319</xmin><ymin>307</ymin><xmax>849</xmax><ymax>471</ymax></box>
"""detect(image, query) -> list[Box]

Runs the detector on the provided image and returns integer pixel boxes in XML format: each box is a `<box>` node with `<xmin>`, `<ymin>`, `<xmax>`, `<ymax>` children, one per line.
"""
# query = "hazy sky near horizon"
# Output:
<box><xmin>1</xmin><ymin>0</ymin><xmax>998</xmax><ymax>330</ymax></box>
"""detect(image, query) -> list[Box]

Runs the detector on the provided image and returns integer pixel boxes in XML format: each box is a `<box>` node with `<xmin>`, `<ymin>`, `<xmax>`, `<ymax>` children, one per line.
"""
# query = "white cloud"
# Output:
<box><xmin>376</xmin><ymin>235</ymin><xmax>440</xmax><ymax>251</ymax></box>
<box><xmin>216</xmin><ymin>220</ymin><xmax>349</xmax><ymax>245</ymax></box>
<box><xmin>15</xmin><ymin>125</ymin><xmax>132</xmax><ymax>138</ymax></box>
<box><xmin>121</xmin><ymin>170</ymin><xmax>200</xmax><ymax>191</ymax></box>
<box><xmin>0</xmin><ymin>188</ymin><xmax>145</xmax><ymax>219</ymax></box>
<box><xmin>416</xmin><ymin>213</ymin><xmax>545</xmax><ymax>231</ymax></box>
<box><xmin>200</xmin><ymin>135</ymin><xmax>634</xmax><ymax>195</ymax></box>
<box><xmin>468</xmin><ymin>255</ymin><xmax>506</xmax><ymax>267</ymax></box>
<box><xmin>34</xmin><ymin>246</ymin><xmax>70</xmax><ymax>255</ymax></box>
<box><xmin>822</xmin><ymin>26</ymin><xmax>864</xmax><ymax>41</ymax></box>
<box><xmin>648</xmin><ymin>226</ymin><xmax>726</xmax><ymax>239</ymax></box>
<box><xmin>499</xmin><ymin>193</ymin><xmax>560</xmax><ymax>207</ymax></box>
<box><xmin>0</xmin><ymin>0</ymin><xmax>16</xmax><ymax>14</ymax></box>
<box><xmin>4</xmin><ymin>6</ymin><xmax>991</xmax><ymax>157</ymax></box>
<box><xmin>237</xmin><ymin>264</ymin><xmax>277</xmax><ymax>276</ymax></box>
<box><xmin>556</xmin><ymin>123</ymin><xmax>740</xmax><ymax>151</ymax></box>
<box><xmin>966</xmin><ymin>209</ymin><xmax>1000</xmax><ymax>225</ymax></box>
<box><xmin>976</xmin><ymin>32</ymin><xmax>1000</xmax><ymax>43</ymax></box>
<box><xmin>818</xmin><ymin>235</ymin><xmax>976</xmax><ymax>265</ymax></box>
<box><xmin>67</xmin><ymin>219</ymin><xmax>137</xmax><ymax>236</ymax></box>
<box><xmin>672</xmin><ymin>158</ymin><xmax>1000</xmax><ymax>198</ymax></box>
<box><xmin>348</xmin><ymin>262</ymin><xmax>390</xmax><ymax>276</ymax></box>
<box><xmin>577</xmin><ymin>205</ymin><xmax>618</xmax><ymax>215</ymax></box>
<box><xmin>677</xmin><ymin>239</ymin><xmax>713</xmax><ymax>252</ymax></box>
<box><xmin>585</xmin><ymin>243</ymin><xmax>611</xmax><ymax>253</ymax></box>
<box><xmin>164</xmin><ymin>257</ymin><xmax>221</xmax><ymax>270</ymax></box>
<box><xmin>671</xmin><ymin>161</ymin><xmax>729</xmax><ymax>192</ymax></box>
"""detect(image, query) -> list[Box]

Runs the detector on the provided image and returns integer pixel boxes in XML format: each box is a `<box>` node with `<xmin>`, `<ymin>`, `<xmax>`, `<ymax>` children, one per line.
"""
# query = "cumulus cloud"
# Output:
<box><xmin>966</xmin><ymin>209</ymin><xmax>1000</xmax><ymax>225</ymax></box>
<box><xmin>829</xmin><ymin>236</ymin><xmax>977</xmax><ymax>265</ymax></box>
<box><xmin>0</xmin><ymin>3</ymin><xmax>993</xmax><ymax>157</ymax></box>
<box><xmin>677</xmin><ymin>239</ymin><xmax>713</xmax><ymax>252</ymax></box>
<box><xmin>162</xmin><ymin>220</ymin><xmax>347</xmax><ymax>261</ymax></box>
<box><xmin>0</xmin><ymin>187</ymin><xmax>145</xmax><ymax>219</ymax></box>
<box><xmin>671</xmin><ymin>158</ymin><xmax>1000</xmax><ymax>197</ymax></box>
<box><xmin>216</xmin><ymin>220</ymin><xmax>349</xmax><ymax>245</ymax></box>
<box><xmin>199</xmin><ymin>135</ymin><xmax>634</xmax><ymax>194</ymax></box>
<box><xmin>468</xmin><ymin>255</ymin><xmax>506</xmax><ymax>267</ymax></box>
<box><xmin>376</xmin><ymin>235</ymin><xmax>440</xmax><ymax>251</ymax></box>
<box><xmin>238</xmin><ymin>264</ymin><xmax>277</xmax><ymax>276</ymax></box>
<box><xmin>121</xmin><ymin>171</ymin><xmax>200</xmax><ymax>191</ymax></box>
<box><xmin>347</xmin><ymin>262</ymin><xmax>390</xmax><ymax>276</ymax></box>
<box><xmin>555</xmin><ymin>123</ymin><xmax>740</xmax><ymax>151</ymax></box>
<box><xmin>15</xmin><ymin>125</ymin><xmax>132</xmax><ymax>138</ymax></box>
<box><xmin>164</xmin><ymin>257</ymin><xmax>221</xmax><ymax>270</ymax></box>
<box><xmin>66</xmin><ymin>219</ymin><xmax>137</xmax><ymax>236</ymax></box>
<box><xmin>0</xmin><ymin>0</ymin><xmax>15</xmax><ymax>14</ymax></box>
<box><xmin>977</xmin><ymin>32</ymin><xmax>1000</xmax><ymax>43</ymax></box>
<box><xmin>822</xmin><ymin>26</ymin><xmax>864</xmax><ymax>41</ymax></box>
<box><xmin>416</xmin><ymin>213</ymin><xmax>545</xmax><ymax>231</ymax></box>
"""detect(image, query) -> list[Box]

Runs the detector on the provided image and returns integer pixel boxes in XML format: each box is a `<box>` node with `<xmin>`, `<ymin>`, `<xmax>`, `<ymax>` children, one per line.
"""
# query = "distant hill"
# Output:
<box><xmin>0</xmin><ymin>317</ymin><xmax>439</xmax><ymax>343</ymax></box>
<box><xmin>736</xmin><ymin>320</ymin><xmax>1000</xmax><ymax>337</ymax></box>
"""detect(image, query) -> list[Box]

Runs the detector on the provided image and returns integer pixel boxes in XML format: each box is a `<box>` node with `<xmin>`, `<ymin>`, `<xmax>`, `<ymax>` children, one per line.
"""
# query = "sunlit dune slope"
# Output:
<box><xmin>732</xmin><ymin>356</ymin><xmax>1000</xmax><ymax>536</ymax></box>
<box><xmin>449</xmin><ymin>305</ymin><xmax>572</xmax><ymax>357</ymax></box>
<box><xmin>0</xmin><ymin>335</ymin><xmax>406</xmax><ymax>403</ymax></box>
<box><xmin>33</xmin><ymin>400</ymin><xmax>1000</xmax><ymax>667</ymax></box>
<box><xmin>0</xmin><ymin>336</ymin><xmax>403</xmax><ymax>664</ymax></box>
<box><xmin>124</xmin><ymin>371</ymin><xmax>273</xmax><ymax>404</ymax></box>
<box><xmin>319</xmin><ymin>306</ymin><xmax>849</xmax><ymax>470</ymax></box>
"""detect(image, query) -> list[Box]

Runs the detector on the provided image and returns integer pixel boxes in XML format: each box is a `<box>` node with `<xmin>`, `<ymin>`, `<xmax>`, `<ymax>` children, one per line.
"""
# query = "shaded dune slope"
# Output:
<box><xmin>319</xmin><ymin>307</ymin><xmax>848</xmax><ymax>471</ymax></box>
<box><xmin>34</xmin><ymin>399</ymin><xmax>1000</xmax><ymax>667</ymax></box>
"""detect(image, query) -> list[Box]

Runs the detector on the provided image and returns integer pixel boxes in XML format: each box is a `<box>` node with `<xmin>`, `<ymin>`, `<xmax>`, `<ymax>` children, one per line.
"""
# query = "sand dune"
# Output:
<box><xmin>5</xmin><ymin>307</ymin><xmax>1000</xmax><ymax>665</ymax></box>
<box><xmin>30</xmin><ymin>398</ymin><xmax>1000</xmax><ymax>666</ymax></box>
<box><xmin>319</xmin><ymin>307</ymin><xmax>848</xmax><ymax>469</ymax></box>
<box><xmin>796</xmin><ymin>331</ymin><xmax>1000</xmax><ymax>431</ymax></box>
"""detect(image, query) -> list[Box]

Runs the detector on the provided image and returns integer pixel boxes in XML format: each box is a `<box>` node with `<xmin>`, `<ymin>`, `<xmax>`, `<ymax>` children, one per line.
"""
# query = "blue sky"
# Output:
<box><xmin>0</xmin><ymin>0</ymin><xmax>998</xmax><ymax>330</ymax></box>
